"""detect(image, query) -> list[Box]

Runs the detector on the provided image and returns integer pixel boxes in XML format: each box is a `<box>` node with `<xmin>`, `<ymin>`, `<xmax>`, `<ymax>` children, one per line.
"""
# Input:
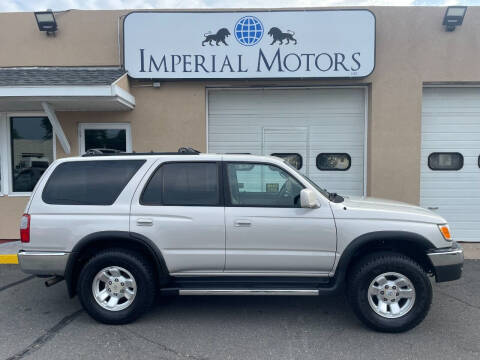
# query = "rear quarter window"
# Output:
<box><xmin>42</xmin><ymin>160</ymin><xmax>145</xmax><ymax>205</ymax></box>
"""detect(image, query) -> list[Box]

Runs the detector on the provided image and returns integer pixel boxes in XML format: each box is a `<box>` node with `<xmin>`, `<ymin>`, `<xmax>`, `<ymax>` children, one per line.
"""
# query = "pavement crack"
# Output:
<box><xmin>123</xmin><ymin>327</ymin><xmax>209</xmax><ymax>360</ymax></box>
<box><xmin>0</xmin><ymin>275</ymin><xmax>35</xmax><ymax>293</ymax></box>
<box><xmin>5</xmin><ymin>309</ymin><xmax>83</xmax><ymax>360</ymax></box>
<box><xmin>436</xmin><ymin>289</ymin><xmax>480</xmax><ymax>311</ymax></box>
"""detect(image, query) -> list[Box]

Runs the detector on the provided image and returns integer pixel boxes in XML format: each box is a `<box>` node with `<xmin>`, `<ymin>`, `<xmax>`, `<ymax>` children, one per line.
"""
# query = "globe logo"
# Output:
<box><xmin>234</xmin><ymin>16</ymin><xmax>264</xmax><ymax>46</ymax></box>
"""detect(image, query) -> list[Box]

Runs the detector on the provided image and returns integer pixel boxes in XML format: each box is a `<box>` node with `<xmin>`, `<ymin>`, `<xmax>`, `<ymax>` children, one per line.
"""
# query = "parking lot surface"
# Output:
<box><xmin>1</xmin><ymin>261</ymin><xmax>479</xmax><ymax>360</ymax></box>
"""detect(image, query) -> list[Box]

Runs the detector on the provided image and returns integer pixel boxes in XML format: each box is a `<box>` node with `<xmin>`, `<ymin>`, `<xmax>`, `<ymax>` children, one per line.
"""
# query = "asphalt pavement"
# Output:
<box><xmin>0</xmin><ymin>261</ymin><xmax>479</xmax><ymax>360</ymax></box>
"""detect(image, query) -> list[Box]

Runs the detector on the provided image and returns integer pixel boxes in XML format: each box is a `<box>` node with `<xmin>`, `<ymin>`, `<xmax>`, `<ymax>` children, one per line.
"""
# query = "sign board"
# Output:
<box><xmin>124</xmin><ymin>10</ymin><xmax>375</xmax><ymax>79</ymax></box>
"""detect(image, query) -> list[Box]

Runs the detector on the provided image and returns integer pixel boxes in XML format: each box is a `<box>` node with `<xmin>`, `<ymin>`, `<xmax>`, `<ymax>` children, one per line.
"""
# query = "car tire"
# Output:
<box><xmin>77</xmin><ymin>249</ymin><xmax>156</xmax><ymax>324</ymax></box>
<box><xmin>347</xmin><ymin>252</ymin><xmax>432</xmax><ymax>333</ymax></box>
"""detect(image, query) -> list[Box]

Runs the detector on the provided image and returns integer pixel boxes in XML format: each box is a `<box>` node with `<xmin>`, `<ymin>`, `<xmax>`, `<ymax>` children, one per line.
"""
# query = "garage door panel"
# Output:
<box><xmin>421</xmin><ymin>87</ymin><xmax>480</xmax><ymax>242</ymax></box>
<box><xmin>209</xmin><ymin>88</ymin><xmax>366</xmax><ymax>196</ymax></box>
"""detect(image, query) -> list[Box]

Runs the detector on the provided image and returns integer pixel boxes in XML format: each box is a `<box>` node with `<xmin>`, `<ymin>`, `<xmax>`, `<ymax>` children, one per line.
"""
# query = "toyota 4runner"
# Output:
<box><xmin>18</xmin><ymin>149</ymin><xmax>464</xmax><ymax>332</ymax></box>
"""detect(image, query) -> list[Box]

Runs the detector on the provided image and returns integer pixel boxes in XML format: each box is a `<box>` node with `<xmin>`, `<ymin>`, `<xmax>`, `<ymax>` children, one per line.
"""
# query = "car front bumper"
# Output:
<box><xmin>427</xmin><ymin>242</ymin><xmax>464</xmax><ymax>282</ymax></box>
<box><xmin>18</xmin><ymin>250</ymin><xmax>70</xmax><ymax>276</ymax></box>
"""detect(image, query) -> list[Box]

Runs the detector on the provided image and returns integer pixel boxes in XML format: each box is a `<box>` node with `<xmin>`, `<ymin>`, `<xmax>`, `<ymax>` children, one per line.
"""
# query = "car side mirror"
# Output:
<box><xmin>300</xmin><ymin>189</ymin><xmax>319</xmax><ymax>209</ymax></box>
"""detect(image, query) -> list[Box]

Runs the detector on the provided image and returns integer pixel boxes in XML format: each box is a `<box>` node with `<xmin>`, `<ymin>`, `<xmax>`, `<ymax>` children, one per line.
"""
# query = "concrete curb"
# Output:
<box><xmin>0</xmin><ymin>241</ymin><xmax>20</xmax><ymax>264</ymax></box>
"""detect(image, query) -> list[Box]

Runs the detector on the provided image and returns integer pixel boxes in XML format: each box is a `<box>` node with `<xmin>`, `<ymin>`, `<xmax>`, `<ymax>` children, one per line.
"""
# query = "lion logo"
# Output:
<box><xmin>267</xmin><ymin>27</ymin><xmax>297</xmax><ymax>45</ymax></box>
<box><xmin>202</xmin><ymin>28</ymin><xmax>231</xmax><ymax>46</ymax></box>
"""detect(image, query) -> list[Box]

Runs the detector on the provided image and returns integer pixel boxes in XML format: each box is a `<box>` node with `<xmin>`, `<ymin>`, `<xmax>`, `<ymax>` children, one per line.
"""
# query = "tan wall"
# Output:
<box><xmin>1</xmin><ymin>7</ymin><xmax>480</xmax><ymax>238</ymax></box>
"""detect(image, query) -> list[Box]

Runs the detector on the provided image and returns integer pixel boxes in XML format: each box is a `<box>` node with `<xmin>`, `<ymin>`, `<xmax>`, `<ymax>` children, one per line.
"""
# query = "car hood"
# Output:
<box><xmin>336</xmin><ymin>196</ymin><xmax>446</xmax><ymax>224</ymax></box>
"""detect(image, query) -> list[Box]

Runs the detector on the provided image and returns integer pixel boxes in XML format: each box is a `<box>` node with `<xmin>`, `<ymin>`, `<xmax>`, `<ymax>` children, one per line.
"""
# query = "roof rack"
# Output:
<box><xmin>82</xmin><ymin>147</ymin><xmax>201</xmax><ymax>157</ymax></box>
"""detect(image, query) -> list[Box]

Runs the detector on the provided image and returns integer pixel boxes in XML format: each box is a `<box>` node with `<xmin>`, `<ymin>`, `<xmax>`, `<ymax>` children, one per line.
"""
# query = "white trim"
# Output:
<box><xmin>205</xmin><ymin>85</ymin><xmax>369</xmax><ymax>196</ymax></box>
<box><xmin>41</xmin><ymin>102</ymin><xmax>71</xmax><ymax>154</ymax></box>
<box><xmin>0</xmin><ymin>84</ymin><xmax>135</xmax><ymax>110</ymax></box>
<box><xmin>363</xmin><ymin>87</ymin><xmax>369</xmax><ymax>197</ymax></box>
<box><xmin>6</xmin><ymin>112</ymin><xmax>56</xmax><ymax>196</ymax></box>
<box><xmin>422</xmin><ymin>84</ymin><xmax>480</xmax><ymax>88</ymax></box>
<box><xmin>78</xmin><ymin>123</ymin><xmax>132</xmax><ymax>155</ymax></box>
<box><xmin>0</xmin><ymin>113</ymin><xmax>8</xmax><ymax>196</ymax></box>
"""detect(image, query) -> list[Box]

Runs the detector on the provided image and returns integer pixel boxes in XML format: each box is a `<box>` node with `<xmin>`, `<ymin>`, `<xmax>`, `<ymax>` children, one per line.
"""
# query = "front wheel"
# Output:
<box><xmin>348</xmin><ymin>252</ymin><xmax>432</xmax><ymax>333</ymax></box>
<box><xmin>77</xmin><ymin>249</ymin><xmax>156</xmax><ymax>324</ymax></box>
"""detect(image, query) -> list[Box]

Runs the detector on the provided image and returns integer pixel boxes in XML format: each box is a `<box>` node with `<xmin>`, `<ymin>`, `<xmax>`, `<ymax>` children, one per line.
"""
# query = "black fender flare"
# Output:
<box><xmin>332</xmin><ymin>231</ymin><xmax>435</xmax><ymax>286</ymax></box>
<box><xmin>65</xmin><ymin>231</ymin><xmax>169</xmax><ymax>297</ymax></box>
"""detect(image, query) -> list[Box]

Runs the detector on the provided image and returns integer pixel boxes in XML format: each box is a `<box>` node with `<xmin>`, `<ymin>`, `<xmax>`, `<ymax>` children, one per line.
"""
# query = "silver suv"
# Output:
<box><xmin>18</xmin><ymin>149</ymin><xmax>463</xmax><ymax>332</ymax></box>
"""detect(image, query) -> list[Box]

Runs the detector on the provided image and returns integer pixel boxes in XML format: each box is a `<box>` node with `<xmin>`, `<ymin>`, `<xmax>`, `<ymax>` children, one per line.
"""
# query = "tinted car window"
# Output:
<box><xmin>141</xmin><ymin>162</ymin><xmax>220</xmax><ymax>206</ymax></box>
<box><xmin>42</xmin><ymin>160</ymin><xmax>145</xmax><ymax>205</ymax></box>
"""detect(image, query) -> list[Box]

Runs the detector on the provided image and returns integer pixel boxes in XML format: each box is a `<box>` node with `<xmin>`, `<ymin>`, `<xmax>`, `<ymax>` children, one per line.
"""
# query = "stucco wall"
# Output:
<box><xmin>1</xmin><ymin>6</ymin><xmax>480</xmax><ymax>238</ymax></box>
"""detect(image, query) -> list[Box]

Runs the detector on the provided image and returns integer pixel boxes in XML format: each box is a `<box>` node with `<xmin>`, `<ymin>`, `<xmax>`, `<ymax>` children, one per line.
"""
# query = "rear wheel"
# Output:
<box><xmin>78</xmin><ymin>249</ymin><xmax>156</xmax><ymax>324</ymax></box>
<box><xmin>348</xmin><ymin>252</ymin><xmax>432</xmax><ymax>332</ymax></box>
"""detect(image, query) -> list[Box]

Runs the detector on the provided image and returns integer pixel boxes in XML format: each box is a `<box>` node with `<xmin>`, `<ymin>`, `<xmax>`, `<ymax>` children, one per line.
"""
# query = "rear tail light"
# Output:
<box><xmin>20</xmin><ymin>214</ymin><xmax>31</xmax><ymax>243</ymax></box>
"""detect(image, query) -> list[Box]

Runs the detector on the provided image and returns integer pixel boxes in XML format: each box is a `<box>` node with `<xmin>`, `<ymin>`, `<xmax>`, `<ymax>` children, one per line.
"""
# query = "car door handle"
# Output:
<box><xmin>234</xmin><ymin>220</ymin><xmax>252</xmax><ymax>227</ymax></box>
<box><xmin>136</xmin><ymin>218</ymin><xmax>153</xmax><ymax>226</ymax></box>
<box><xmin>427</xmin><ymin>207</ymin><xmax>439</xmax><ymax>210</ymax></box>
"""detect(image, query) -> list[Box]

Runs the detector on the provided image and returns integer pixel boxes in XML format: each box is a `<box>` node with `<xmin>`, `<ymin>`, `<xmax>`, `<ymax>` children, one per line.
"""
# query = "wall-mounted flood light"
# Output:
<box><xmin>443</xmin><ymin>6</ymin><xmax>467</xmax><ymax>31</ymax></box>
<box><xmin>34</xmin><ymin>10</ymin><xmax>57</xmax><ymax>35</ymax></box>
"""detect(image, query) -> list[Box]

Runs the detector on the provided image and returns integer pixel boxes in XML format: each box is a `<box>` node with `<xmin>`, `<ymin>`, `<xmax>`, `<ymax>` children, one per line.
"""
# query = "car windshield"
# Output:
<box><xmin>282</xmin><ymin>160</ymin><xmax>330</xmax><ymax>199</ymax></box>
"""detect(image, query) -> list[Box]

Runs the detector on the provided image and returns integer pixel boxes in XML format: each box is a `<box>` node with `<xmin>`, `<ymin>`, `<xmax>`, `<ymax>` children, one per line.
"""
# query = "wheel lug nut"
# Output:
<box><xmin>383</xmin><ymin>298</ymin><xmax>387</xmax><ymax>301</ymax></box>
<box><xmin>396</xmin><ymin>292</ymin><xmax>400</xmax><ymax>296</ymax></box>
<box><xmin>392</xmin><ymin>286</ymin><xmax>396</xmax><ymax>290</ymax></box>
<box><xmin>115</xmin><ymin>278</ymin><xmax>119</xmax><ymax>282</ymax></box>
<box><xmin>108</xmin><ymin>281</ymin><xmax>112</xmax><ymax>285</ymax></box>
<box><xmin>120</xmin><ymin>283</ymin><xmax>124</xmax><ymax>286</ymax></box>
<box><xmin>380</xmin><ymin>291</ymin><xmax>384</xmax><ymax>295</ymax></box>
<box><xmin>385</xmin><ymin>285</ymin><xmax>389</xmax><ymax>289</ymax></box>
<box><xmin>391</xmin><ymin>299</ymin><xmax>395</xmax><ymax>302</ymax></box>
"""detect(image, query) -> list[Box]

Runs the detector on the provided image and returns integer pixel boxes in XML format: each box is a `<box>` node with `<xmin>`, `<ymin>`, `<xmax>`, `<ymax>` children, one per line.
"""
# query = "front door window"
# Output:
<box><xmin>225</xmin><ymin>162</ymin><xmax>303</xmax><ymax>207</ymax></box>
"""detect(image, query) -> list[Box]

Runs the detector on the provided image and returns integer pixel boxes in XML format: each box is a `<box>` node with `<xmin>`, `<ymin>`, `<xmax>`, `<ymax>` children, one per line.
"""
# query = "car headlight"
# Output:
<box><xmin>438</xmin><ymin>224</ymin><xmax>452</xmax><ymax>241</ymax></box>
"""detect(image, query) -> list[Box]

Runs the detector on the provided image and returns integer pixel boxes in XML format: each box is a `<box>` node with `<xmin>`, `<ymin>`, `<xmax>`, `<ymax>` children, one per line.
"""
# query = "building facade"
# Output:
<box><xmin>0</xmin><ymin>6</ymin><xmax>479</xmax><ymax>241</ymax></box>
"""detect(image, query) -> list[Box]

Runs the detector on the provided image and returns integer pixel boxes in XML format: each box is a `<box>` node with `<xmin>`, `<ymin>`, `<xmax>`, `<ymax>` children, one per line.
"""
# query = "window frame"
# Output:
<box><xmin>78</xmin><ymin>123</ymin><xmax>132</xmax><ymax>155</ymax></box>
<box><xmin>316</xmin><ymin>153</ymin><xmax>352</xmax><ymax>171</ymax></box>
<box><xmin>223</xmin><ymin>161</ymin><xmax>306</xmax><ymax>208</ymax></box>
<box><xmin>0</xmin><ymin>113</ymin><xmax>8</xmax><ymax>196</ymax></box>
<box><xmin>428</xmin><ymin>152</ymin><xmax>464</xmax><ymax>171</ymax></box>
<box><xmin>6</xmin><ymin>112</ymin><xmax>56</xmax><ymax>196</ymax></box>
<box><xmin>270</xmin><ymin>153</ymin><xmax>303</xmax><ymax>170</ymax></box>
<box><xmin>140</xmin><ymin>161</ymin><xmax>224</xmax><ymax>207</ymax></box>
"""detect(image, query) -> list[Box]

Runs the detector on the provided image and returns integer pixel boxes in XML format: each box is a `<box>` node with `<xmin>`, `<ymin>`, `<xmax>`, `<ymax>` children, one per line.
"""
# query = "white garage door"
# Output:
<box><xmin>421</xmin><ymin>87</ymin><xmax>480</xmax><ymax>242</ymax></box>
<box><xmin>208</xmin><ymin>88</ymin><xmax>366</xmax><ymax>196</ymax></box>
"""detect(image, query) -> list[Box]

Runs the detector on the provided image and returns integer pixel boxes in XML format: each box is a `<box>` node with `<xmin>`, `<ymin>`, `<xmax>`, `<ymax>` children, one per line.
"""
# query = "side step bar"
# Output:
<box><xmin>178</xmin><ymin>289</ymin><xmax>319</xmax><ymax>296</ymax></box>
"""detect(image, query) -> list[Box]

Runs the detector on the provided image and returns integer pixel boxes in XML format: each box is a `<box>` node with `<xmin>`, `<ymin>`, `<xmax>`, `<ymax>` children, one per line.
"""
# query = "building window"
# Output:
<box><xmin>79</xmin><ymin>123</ymin><xmax>132</xmax><ymax>154</ymax></box>
<box><xmin>316</xmin><ymin>153</ymin><xmax>351</xmax><ymax>171</ymax></box>
<box><xmin>270</xmin><ymin>153</ymin><xmax>303</xmax><ymax>170</ymax></box>
<box><xmin>428</xmin><ymin>152</ymin><xmax>463</xmax><ymax>171</ymax></box>
<box><xmin>10</xmin><ymin>116</ymin><xmax>54</xmax><ymax>193</ymax></box>
<box><xmin>141</xmin><ymin>162</ymin><xmax>220</xmax><ymax>206</ymax></box>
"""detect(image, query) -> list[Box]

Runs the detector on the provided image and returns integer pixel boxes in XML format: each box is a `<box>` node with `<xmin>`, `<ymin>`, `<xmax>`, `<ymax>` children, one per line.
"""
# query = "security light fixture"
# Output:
<box><xmin>443</xmin><ymin>6</ymin><xmax>467</xmax><ymax>32</ymax></box>
<box><xmin>34</xmin><ymin>10</ymin><xmax>57</xmax><ymax>34</ymax></box>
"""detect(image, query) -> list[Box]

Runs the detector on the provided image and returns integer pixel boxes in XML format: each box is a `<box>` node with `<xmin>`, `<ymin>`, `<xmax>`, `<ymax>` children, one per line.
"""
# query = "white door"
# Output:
<box><xmin>208</xmin><ymin>88</ymin><xmax>366</xmax><ymax>195</ymax></box>
<box><xmin>130</xmin><ymin>159</ymin><xmax>226</xmax><ymax>274</ymax></box>
<box><xmin>224</xmin><ymin>161</ymin><xmax>337</xmax><ymax>274</ymax></box>
<box><xmin>421</xmin><ymin>87</ymin><xmax>480</xmax><ymax>242</ymax></box>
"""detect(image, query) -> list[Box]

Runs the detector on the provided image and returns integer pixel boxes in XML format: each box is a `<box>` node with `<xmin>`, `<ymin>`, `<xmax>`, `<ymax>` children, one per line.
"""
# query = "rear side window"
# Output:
<box><xmin>42</xmin><ymin>160</ymin><xmax>145</xmax><ymax>205</ymax></box>
<box><xmin>141</xmin><ymin>162</ymin><xmax>220</xmax><ymax>206</ymax></box>
<box><xmin>428</xmin><ymin>152</ymin><xmax>463</xmax><ymax>171</ymax></box>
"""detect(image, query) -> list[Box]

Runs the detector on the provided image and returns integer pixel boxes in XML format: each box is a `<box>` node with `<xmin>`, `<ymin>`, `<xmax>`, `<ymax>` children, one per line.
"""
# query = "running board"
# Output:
<box><xmin>178</xmin><ymin>289</ymin><xmax>319</xmax><ymax>296</ymax></box>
